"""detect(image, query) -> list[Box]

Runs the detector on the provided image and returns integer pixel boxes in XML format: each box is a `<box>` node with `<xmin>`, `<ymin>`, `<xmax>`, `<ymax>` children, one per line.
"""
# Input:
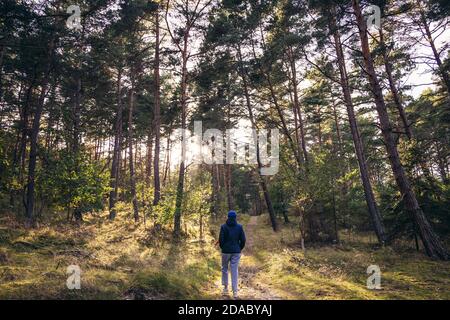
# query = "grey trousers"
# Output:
<box><xmin>221</xmin><ymin>253</ymin><xmax>241</xmax><ymax>293</ymax></box>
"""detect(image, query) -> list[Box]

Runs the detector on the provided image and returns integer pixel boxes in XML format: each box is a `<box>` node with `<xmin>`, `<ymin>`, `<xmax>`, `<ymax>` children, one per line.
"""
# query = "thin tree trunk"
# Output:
<box><xmin>153</xmin><ymin>8</ymin><xmax>161</xmax><ymax>205</ymax></box>
<box><xmin>173</xmin><ymin>33</ymin><xmax>189</xmax><ymax>239</ymax></box>
<box><xmin>72</xmin><ymin>67</ymin><xmax>83</xmax><ymax>221</ymax></box>
<box><xmin>146</xmin><ymin>128</ymin><xmax>153</xmax><ymax>186</ymax></box>
<box><xmin>225</xmin><ymin>164</ymin><xmax>233</xmax><ymax>210</ymax></box>
<box><xmin>128</xmin><ymin>74</ymin><xmax>139</xmax><ymax>222</ymax></box>
<box><xmin>288</xmin><ymin>47</ymin><xmax>308</xmax><ymax>163</ymax></box>
<box><xmin>332</xmin><ymin>189</ymin><xmax>339</xmax><ymax>243</ymax></box>
<box><xmin>163</xmin><ymin>133</ymin><xmax>171</xmax><ymax>186</ymax></box>
<box><xmin>19</xmin><ymin>76</ymin><xmax>36</xmax><ymax>182</ymax></box>
<box><xmin>211</xmin><ymin>164</ymin><xmax>219</xmax><ymax>216</ymax></box>
<box><xmin>109</xmin><ymin>68</ymin><xmax>123</xmax><ymax>220</ymax></box>
<box><xmin>352</xmin><ymin>0</ymin><xmax>448</xmax><ymax>260</ymax></box>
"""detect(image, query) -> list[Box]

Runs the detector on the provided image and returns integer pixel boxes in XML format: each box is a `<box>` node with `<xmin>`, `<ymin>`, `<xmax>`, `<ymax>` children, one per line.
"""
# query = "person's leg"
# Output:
<box><xmin>230</xmin><ymin>253</ymin><xmax>241</xmax><ymax>295</ymax></box>
<box><xmin>221</xmin><ymin>253</ymin><xmax>231</xmax><ymax>292</ymax></box>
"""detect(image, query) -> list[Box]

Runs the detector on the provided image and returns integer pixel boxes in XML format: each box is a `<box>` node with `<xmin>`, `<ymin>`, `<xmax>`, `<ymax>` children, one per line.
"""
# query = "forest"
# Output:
<box><xmin>0</xmin><ymin>0</ymin><xmax>449</xmax><ymax>300</ymax></box>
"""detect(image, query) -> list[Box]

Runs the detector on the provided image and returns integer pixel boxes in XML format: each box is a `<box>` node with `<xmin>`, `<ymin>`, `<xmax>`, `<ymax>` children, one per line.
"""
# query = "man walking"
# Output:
<box><xmin>219</xmin><ymin>210</ymin><xmax>246</xmax><ymax>299</ymax></box>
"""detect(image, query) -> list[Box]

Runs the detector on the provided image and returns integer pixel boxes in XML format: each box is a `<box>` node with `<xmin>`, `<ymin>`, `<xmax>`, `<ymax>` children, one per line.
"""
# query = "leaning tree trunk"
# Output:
<box><xmin>352</xmin><ymin>0</ymin><xmax>448</xmax><ymax>260</ymax></box>
<box><xmin>251</xmin><ymin>35</ymin><xmax>302</xmax><ymax>168</ymax></box>
<box><xmin>330</xmin><ymin>11</ymin><xmax>386</xmax><ymax>244</ymax></box>
<box><xmin>237</xmin><ymin>44</ymin><xmax>278</xmax><ymax>232</ymax></box>
<box><xmin>378</xmin><ymin>26</ymin><xmax>412</xmax><ymax>139</ymax></box>
<box><xmin>379</xmin><ymin>25</ymin><xmax>432</xmax><ymax>180</ymax></box>
<box><xmin>25</xmin><ymin>38</ymin><xmax>54</xmax><ymax>224</ymax></box>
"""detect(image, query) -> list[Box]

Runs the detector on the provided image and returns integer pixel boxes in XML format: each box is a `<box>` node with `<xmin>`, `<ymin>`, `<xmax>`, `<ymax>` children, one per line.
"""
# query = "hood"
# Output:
<box><xmin>226</xmin><ymin>217</ymin><xmax>237</xmax><ymax>227</ymax></box>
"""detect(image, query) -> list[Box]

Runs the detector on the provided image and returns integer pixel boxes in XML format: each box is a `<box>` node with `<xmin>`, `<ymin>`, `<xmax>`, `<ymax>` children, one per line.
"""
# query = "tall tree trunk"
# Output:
<box><xmin>153</xmin><ymin>8</ymin><xmax>161</xmax><ymax>206</ymax></box>
<box><xmin>72</xmin><ymin>67</ymin><xmax>83</xmax><ymax>221</ymax></box>
<box><xmin>330</xmin><ymin>11</ymin><xmax>387</xmax><ymax>244</ymax></box>
<box><xmin>128</xmin><ymin>75</ymin><xmax>139</xmax><ymax>222</ymax></box>
<box><xmin>109</xmin><ymin>68</ymin><xmax>123</xmax><ymax>220</ymax></box>
<box><xmin>352</xmin><ymin>0</ymin><xmax>448</xmax><ymax>259</ymax></box>
<box><xmin>173</xmin><ymin>33</ymin><xmax>189</xmax><ymax>239</ymax></box>
<box><xmin>25</xmin><ymin>38</ymin><xmax>54</xmax><ymax>224</ymax></box>
<box><xmin>19</xmin><ymin>76</ymin><xmax>36</xmax><ymax>183</ymax></box>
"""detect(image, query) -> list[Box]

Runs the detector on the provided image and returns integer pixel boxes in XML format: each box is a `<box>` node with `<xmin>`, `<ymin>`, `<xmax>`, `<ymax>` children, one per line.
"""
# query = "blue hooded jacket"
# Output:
<box><xmin>219</xmin><ymin>215</ymin><xmax>246</xmax><ymax>254</ymax></box>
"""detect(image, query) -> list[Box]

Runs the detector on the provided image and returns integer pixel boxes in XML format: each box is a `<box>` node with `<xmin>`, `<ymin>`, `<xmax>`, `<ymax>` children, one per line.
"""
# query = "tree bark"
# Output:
<box><xmin>352</xmin><ymin>0</ymin><xmax>448</xmax><ymax>259</ymax></box>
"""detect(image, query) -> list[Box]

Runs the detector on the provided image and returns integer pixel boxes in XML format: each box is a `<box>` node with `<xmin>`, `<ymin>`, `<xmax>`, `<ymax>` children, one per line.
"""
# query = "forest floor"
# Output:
<box><xmin>0</xmin><ymin>212</ymin><xmax>449</xmax><ymax>299</ymax></box>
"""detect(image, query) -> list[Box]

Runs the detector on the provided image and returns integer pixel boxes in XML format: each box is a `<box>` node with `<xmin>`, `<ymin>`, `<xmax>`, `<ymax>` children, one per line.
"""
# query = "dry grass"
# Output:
<box><xmin>1</xmin><ymin>212</ymin><xmax>449</xmax><ymax>300</ymax></box>
<box><xmin>246</xmin><ymin>215</ymin><xmax>450</xmax><ymax>300</ymax></box>
<box><xmin>0</xmin><ymin>211</ymin><xmax>219</xmax><ymax>299</ymax></box>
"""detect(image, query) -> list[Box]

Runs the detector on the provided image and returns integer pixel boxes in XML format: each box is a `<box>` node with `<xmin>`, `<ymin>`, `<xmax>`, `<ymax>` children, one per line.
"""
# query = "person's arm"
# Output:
<box><xmin>219</xmin><ymin>225</ymin><xmax>225</xmax><ymax>249</ymax></box>
<box><xmin>239</xmin><ymin>226</ymin><xmax>246</xmax><ymax>250</ymax></box>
